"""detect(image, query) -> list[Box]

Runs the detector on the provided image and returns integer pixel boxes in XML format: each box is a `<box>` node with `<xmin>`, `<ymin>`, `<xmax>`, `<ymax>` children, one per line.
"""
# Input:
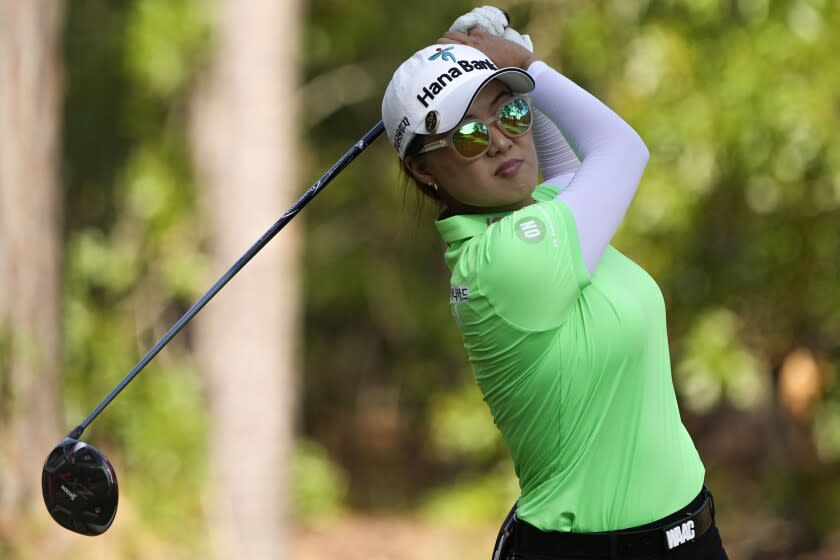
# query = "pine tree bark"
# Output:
<box><xmin>0</xmin><ymin>0</ymin><xmax>63</xmax><ymax>528</ymax></box>
<box><xmin>191</xmin><ymin>0</ymin><xmax>300</xmax><ymax>557</ymax></box>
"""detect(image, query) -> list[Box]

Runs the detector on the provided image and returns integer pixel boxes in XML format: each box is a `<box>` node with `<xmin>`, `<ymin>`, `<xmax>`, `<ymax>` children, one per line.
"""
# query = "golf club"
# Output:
<box><xmin>42</xmin><ymin>120</ymin><xmax>385</xmax><ymax>536</ymax></box>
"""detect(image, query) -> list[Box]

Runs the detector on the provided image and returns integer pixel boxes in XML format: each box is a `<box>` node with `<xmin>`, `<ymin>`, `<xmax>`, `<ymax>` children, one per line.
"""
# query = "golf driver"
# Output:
<box><xmin>42</xmin><ymin>121</ymin><xmax>385</xmax><ymax>536</ymax></box>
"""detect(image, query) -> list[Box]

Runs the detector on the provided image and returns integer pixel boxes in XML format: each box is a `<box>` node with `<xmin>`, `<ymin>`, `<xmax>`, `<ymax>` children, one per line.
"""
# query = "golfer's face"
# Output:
<box><xmin>417</xmin><ymin>80</ymin><xmax>538</xmax><ymax>213</ymax></box>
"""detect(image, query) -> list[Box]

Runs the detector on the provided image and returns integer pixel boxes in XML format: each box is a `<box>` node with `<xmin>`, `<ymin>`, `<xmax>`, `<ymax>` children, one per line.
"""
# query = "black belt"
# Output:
<box><xmin>510</xmin><ymin>488</ymin><xmax>715</xmax><ymax>559</ymax></box>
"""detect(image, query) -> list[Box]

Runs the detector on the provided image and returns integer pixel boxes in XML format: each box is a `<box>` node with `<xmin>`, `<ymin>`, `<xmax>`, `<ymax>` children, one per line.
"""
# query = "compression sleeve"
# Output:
<box><xmin>531</xmin><ymin>108</ymin><xmax>581</xmax><ymax>181</ymax></box>
<box><xmin>528</xmin><ymin>61</ymin><xmax>650</xmax><ymax>274</ymax></box>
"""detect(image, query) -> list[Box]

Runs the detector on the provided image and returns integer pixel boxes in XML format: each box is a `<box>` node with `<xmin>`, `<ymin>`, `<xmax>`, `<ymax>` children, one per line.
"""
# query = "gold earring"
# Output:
<box><xmin>429</xmin><ymin>183</ymin><xmax>439</xmax><ymax>192</ymax></box>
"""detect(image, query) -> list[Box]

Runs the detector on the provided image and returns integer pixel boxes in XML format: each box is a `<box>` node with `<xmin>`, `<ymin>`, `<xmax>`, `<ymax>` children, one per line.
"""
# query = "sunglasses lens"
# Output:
<box><xmin>452</xmin><ymin>121</ymin><xmax>490</xmax><ymax>158</ymax></box>
<box><xmin>444</xmin><ymin>98</ymin><xmax>531</xmax><ymax>159</ymax></box>
<box><xmin>499</xmin><ymin>98</ymin><xmax>532</xmax><ymax>136</ymax></box>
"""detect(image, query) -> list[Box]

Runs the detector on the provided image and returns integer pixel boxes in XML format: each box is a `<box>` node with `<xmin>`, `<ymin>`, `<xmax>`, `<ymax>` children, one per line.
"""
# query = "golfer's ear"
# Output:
<box><xmin>403</xmin><ymin>155</ymin><xmax>435</xmax><ymax>186</ymax></box>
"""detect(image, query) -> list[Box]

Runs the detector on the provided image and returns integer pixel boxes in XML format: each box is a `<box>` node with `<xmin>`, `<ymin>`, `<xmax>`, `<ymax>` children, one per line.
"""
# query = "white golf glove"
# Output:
<box><xmin>449</xmin><ymin>6</ymin><xmax>581</xmax><ymax>181</ymax></box>
<box><xmin>449</xmin><ymin>6</ymin><xmax>534</xmax><ymax>51</ymax></box>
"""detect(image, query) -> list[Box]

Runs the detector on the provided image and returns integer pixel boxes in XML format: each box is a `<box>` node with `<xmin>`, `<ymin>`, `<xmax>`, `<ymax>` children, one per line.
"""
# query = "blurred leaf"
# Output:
<box><xmin>125</xmin><ymin>0</ymin><xmax>210</xmax><ymax>97</ymax></box>
<box><xmin>814</xmin><ymin>401</ymin><xmax>840</xmax><ymax>462</ymax></box>
<box><xmin>292</xmin><ymin>439</ymin><xmax>349</xmax><ymax>522</ymax></box>
<box><xmin>418</xmin><ymin>466</ymin><xmax>517</xmax><ymax>526</ymax></box>
<box><xmin>428</xmin><ymin>382</ymin><xmax>503</xmax><ymax>462</ymax></box>
<box><xmin>676</xmin><ymin>308</ymin><xmax>769</xmax><ymax>412</ymax></box>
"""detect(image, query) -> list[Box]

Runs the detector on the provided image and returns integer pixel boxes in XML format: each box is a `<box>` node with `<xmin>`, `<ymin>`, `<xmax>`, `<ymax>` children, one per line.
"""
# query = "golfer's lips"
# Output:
<box><xmin>494</xmin><ymin>159</ymin><xmax>522</xmax><ymax>177</ymax></box>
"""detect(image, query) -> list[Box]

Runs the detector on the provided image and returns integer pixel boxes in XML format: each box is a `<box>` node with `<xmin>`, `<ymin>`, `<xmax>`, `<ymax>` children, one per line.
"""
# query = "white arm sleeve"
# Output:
<box><xmin>528</xmin><ymin>61</ymin><xmax>650</xmax><ymax>274</ymax></box>
<box><xmin>531</xmin><ymin>108</ymin><xmax>581</xmax><ymax>181</ymax></box>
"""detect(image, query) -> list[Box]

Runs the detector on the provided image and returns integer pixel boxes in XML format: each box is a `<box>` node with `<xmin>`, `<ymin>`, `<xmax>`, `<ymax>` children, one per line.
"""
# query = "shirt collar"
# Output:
<box><xmin>434</xmin><ymin>183</ymin><xmax>562</xmax><ymax>243</ymax></box>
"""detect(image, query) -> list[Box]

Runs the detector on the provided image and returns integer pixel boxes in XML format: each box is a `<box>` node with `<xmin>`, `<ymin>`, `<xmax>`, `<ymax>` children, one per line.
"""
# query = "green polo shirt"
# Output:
<box><xmin>436</xmin><ymin>183</ymin><xmax>705</xmax><ymax>532</ymax></box>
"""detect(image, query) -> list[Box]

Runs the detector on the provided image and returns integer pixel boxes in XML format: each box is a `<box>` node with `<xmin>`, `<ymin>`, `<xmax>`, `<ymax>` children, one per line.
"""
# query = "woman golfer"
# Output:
<box><xmin>380</xmin><ymin>17</ymin><xmax>728</xmax><ymax>560</ymax></box>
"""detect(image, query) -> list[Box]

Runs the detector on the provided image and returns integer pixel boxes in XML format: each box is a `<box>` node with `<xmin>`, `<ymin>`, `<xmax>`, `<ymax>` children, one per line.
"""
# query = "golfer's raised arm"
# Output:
<box><xmin>528</xmin><ymin>61</ymin><xmax>650</xmax><ymax>274</ymax></box>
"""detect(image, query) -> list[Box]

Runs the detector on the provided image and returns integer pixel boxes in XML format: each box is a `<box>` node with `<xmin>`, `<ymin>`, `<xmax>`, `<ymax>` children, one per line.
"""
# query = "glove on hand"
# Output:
<box><xmin>449</xmin><ymin>6</ymin><xmax>534</xmax><ymax>52</ymax></box>
<box><xmin>449</xmin><ymin>6</ymin><xmax>581</xmax><ymax>181</ymax></box>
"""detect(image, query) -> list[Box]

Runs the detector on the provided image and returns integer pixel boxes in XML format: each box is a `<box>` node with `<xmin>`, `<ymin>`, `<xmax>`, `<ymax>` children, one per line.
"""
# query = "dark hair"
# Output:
<box><xmin>399</xmin><ymin>134</ymin><xmax>444</xmax><ymax>212</ymax></box>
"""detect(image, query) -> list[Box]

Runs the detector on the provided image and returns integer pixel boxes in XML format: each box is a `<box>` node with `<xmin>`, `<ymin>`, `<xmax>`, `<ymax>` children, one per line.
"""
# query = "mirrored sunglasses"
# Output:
<box><xmin>417</xmin><ymin>96</ymin><xmax>533</xmax><ymax>160</ymax></box>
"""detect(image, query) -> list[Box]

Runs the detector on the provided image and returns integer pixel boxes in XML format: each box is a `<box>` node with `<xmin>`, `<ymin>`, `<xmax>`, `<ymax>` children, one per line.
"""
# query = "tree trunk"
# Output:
<box><xmin>0</xmin><ymin>0</ymin><xmax>63</xmax><ymax>529</ymax></box>
<box><xmin>191</xmin><ymin>0</ymin><xmax>300</xmax><ymax>558</ymax></box>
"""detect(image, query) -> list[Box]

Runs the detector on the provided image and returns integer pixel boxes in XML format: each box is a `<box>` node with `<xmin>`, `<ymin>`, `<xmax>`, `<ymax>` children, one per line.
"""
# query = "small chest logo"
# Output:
<box><xmin>449</xmin><ymin>286</ymin><xmax>469</xmax><ymax>303</ymax></box>
<box><xmin>665</xmin><ymin>520</ymin><xmax>695</xmax><ymax>550</ymax></box>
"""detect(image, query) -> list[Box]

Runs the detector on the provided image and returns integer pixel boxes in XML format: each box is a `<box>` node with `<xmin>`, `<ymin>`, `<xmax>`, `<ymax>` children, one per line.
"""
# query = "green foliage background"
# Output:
<box><xmin>24</xmin><ymin>0</ymin><xmax>840</xmax><ymax>557</ymax></box>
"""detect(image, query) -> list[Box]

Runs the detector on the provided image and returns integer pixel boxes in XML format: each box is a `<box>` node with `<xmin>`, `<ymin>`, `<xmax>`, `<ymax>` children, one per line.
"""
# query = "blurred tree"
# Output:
<box><xmin>59</xmin><ymin>0</ymin><xmax>211</xmax><ymax>554</ymax></box>
<box><xmin>191</xmin><ymin>0</ymin><xmax>301</xmax><ymax>557</ymax></box>
<box><xmin>0</xmin><ymin>0</ymin><xmax>64</xmax><ymax>531</ymax></box>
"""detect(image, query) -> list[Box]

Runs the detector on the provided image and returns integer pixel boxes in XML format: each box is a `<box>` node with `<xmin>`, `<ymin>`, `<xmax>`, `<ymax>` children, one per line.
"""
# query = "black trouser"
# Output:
<box><xmin>493</xmin><ymin>487</ymin><xmax>729</xmax><ymax>560</ymax></box>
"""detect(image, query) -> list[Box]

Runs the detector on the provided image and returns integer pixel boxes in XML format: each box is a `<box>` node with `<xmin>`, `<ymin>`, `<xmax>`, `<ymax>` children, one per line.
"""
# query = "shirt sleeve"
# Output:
<box><xmin>527</xmin><ymin>61</ymin><xmax>650</xmax><ymax>275</ymax></box>
<box><xmin>475</xmin><ymin>198</ymin><xmax>590</xmax><ymax>332</ymax></box>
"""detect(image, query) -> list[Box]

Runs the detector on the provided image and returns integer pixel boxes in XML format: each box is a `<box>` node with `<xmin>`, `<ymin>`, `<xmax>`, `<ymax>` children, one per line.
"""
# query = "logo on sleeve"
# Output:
<box><xmin>515</xmin><ymin>217</ymin><xmax>546</xmax><ymax>243</ymax></box>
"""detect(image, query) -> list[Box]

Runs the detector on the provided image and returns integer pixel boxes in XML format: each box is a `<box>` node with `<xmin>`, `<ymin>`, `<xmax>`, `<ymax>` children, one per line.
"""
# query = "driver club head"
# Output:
<box><xmin>42</xmin><ymin>438</ymin><xmax>118</xmax><ymax>536</ymax></box>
